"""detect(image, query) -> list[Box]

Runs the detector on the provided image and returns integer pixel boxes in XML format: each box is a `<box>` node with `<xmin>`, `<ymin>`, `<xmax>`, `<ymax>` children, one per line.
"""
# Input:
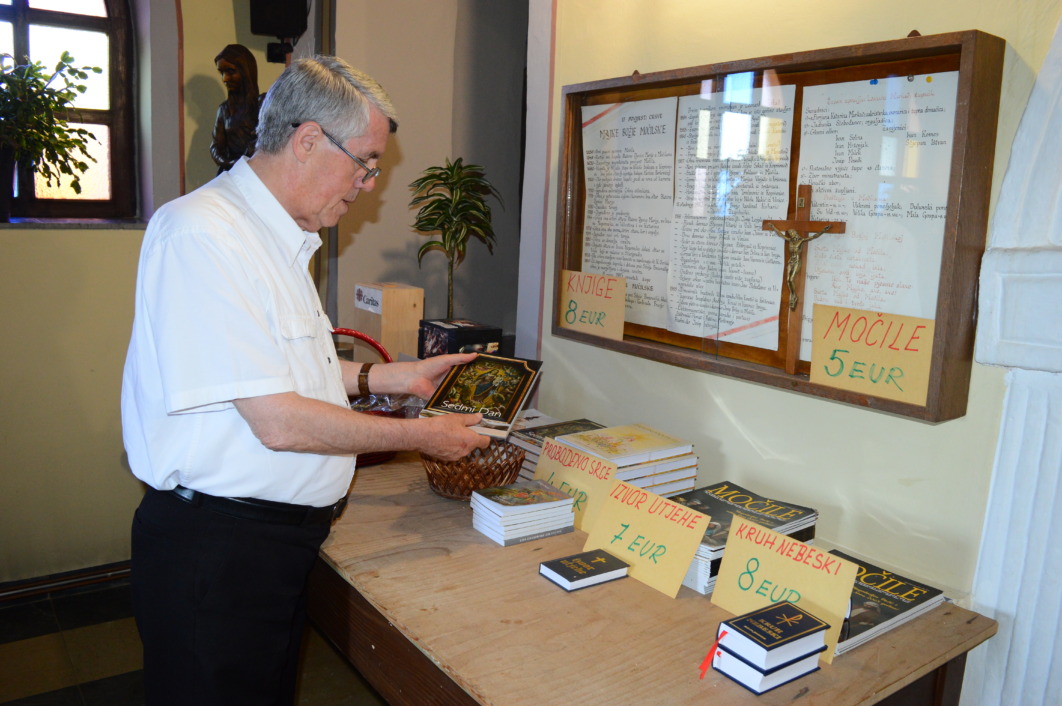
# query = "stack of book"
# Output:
<box><xmin>712</xmin><ymin>601</ymin><xmax>828</xmax><ymax>695</ymax></box>
<box><xmin>670</xmin><ymin>481</ymin><xmax>818</xmax><ymax>595</ymax></box>
<box><xmin>470</xmin><ymin>479</ymin><xmax>575</xmax><ymax>546</ymax></box>
<box><xmin>509</xmin><ymin>417</ymin><xmax>605</xmax><ymax>481</ymax></box>
<box><xmin>555</xmin><ymin>423</ymin><xmax>698</xmax><ymax>497</ymax></box>
<box><xmin>830</xmin><ymin>549</ymin><xmax>946</xmax><ymax>655</ymax></box>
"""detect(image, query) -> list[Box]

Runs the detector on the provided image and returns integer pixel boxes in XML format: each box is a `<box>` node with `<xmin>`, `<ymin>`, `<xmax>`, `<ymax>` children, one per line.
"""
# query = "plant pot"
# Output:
<box><xmin>0</xmin><ymin>145</ymin><xmax>14</xmax><ymax>223</ymax></box>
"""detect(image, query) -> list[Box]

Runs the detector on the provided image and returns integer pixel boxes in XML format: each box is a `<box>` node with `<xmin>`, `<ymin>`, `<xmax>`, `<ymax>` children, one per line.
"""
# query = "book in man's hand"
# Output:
<box><xmin>713</xmin><ymin>601</ymin><xmax>828</xmax><ymax>695</ymax></box>
<box><xmin>829</xmin><ymin>549</ymin><xmax>946</xmax><ymax>655</ymax></box>
<box><xmin>420</xmin><ymin>354</ymin><xmax>543</xmax><ymax>438</ymax></box>
<box><xmin>539</xmin><ymin>548</ymin><xmax>629</xmax><ymax>591</ymax></box>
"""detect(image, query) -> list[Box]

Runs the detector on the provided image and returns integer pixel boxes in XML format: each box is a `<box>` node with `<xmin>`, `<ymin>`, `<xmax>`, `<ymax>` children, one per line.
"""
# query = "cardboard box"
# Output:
<box><xmin>348</xmin><ymin>282</ymin><xmax>424</xmax><ymax>361</ymax></box>
<box><xmin>418</xmin><ymin>319</ymin><xmax>503</xmax><ymax>358</ymax></box>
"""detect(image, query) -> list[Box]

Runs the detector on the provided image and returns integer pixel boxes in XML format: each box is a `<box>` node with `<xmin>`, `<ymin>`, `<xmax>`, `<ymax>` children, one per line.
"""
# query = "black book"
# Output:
<box><xmin>830</xmin><ymin>549</ymin><xmax>946</xmax><ymax>655</ymax></box>
<box><xmin>539</xmin><ymin>548</ymin><xmax>629</xmax><ymax>591</ymax></box>
<box><xmin>713</xmin><ymin>601</ymin><xmax>828</xmax><ymax>694</ymax></box>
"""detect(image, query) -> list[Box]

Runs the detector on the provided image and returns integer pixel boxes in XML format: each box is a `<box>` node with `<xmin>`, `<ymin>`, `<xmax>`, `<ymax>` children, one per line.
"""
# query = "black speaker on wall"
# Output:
<box><xmin>249</xmin><ymin>0</ymin><xmax>307</xmax><ymax>39</ymax></box>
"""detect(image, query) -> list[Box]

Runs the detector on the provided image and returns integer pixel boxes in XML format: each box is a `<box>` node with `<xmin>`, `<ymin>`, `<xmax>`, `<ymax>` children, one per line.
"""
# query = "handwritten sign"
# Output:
<box><xmin>533</xmin><ymin>438</ymin><xmax>618</xmax><ymax>530</ymax></box>
<box><xmin>558</xmin><ymin>269</ymin><xmax>626</xmax><ymax>340</ymax></box>
<box><xmin>711</xmin><ymin>519</ymin><xmax>856</xmax><ymax>662</ymax></box>
<box><xmin>583</xmin><ymin>480</ymin><xmax>709</xmax><ymax>597</ymax></box>
<box><xmin>810</xmin><ymin>304</ymin><xmax>935</xmax><ymax>406</ymax></box>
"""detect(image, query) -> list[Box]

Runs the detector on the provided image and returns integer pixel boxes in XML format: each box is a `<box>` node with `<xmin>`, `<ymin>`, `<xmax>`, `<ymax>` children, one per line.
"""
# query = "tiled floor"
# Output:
<box><xmin>0</xmin><ymin>579</ymin><xmax>387</xmax><ymax>705</ymax></box>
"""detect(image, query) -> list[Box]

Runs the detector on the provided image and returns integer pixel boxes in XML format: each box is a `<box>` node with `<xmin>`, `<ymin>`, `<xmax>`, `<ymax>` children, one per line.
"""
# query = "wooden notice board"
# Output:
<box><xmin>553</xmin><ymin>30</ymin><xmax>1005</xmax><ymax>422</ymax></box>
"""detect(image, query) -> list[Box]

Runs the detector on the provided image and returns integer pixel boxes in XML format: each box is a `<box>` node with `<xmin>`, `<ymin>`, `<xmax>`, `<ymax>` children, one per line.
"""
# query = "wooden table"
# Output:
<box><xmin>308</xmin><ymin>453</ymin><xmax>997</xmax><ymax>705</ymax></box>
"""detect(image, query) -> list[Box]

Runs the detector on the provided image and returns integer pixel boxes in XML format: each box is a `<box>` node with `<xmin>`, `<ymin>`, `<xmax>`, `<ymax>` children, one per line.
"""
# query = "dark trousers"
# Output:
<box><xmin>131</xmin><ymin>489</ymin><xmax>330</xmax><ymax>706</ymax></box>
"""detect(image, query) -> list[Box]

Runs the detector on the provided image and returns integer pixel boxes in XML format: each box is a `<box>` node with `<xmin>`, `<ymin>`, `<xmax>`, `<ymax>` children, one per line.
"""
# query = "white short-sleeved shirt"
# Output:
<box><xmin>121</xmin><ymin>158</ymin><xmax>354</xmax><ymax>507</ymax></box>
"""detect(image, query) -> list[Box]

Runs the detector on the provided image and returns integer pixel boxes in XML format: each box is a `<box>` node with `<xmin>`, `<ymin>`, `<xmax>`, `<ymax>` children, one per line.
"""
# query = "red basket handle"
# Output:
<box><xmin>332</xmin><ymin>328</ymin><xmax>394</xmax><ymax>363</ymax></box>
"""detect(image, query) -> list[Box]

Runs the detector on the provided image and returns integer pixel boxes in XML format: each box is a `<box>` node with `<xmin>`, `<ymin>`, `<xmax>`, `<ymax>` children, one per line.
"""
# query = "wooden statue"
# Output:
<box><xmin>211</xmin><ymin>44</ymin><xmax>264</xmax><ymax>173</ymax></box>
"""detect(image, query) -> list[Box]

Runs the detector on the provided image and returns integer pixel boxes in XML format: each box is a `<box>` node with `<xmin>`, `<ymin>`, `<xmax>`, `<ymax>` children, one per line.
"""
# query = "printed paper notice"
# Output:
<box><xmin>584</xmin><ymin>480</ymin><xmax>709</xmax><ymax>598</ymax></box>
<box><xmin>712</xmin><ymin>519</ymin><xmax>857</xmax><ymax>663</ymax></box>
<box><xmin>810</xmin><ymin>304</ymin><xmax>935</xmax><ymax>405</ymax></box>
<box><xmin>797</xmin><ymin>72</ymin><xmax>958</xmax><ymax>360</ymax></box>
<box><xmin>581</xmin><ymin>98</ymin><xmax>677</xmax><ymax>329</ymax></box>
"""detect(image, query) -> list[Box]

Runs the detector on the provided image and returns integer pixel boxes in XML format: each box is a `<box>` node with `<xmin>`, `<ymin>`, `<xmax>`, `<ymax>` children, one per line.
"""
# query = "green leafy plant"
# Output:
<box><xmin>0</xmin><ymin>51</ymin><xmax>102</xmax><ymax>195</ymax></box>
<box><xmin>409</xmin><ymin>158</ymin><xmax>502</xmax><ymax>318</ymax></box>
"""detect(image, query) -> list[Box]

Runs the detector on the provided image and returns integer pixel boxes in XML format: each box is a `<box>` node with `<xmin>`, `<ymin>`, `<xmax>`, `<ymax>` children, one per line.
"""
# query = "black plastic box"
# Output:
<box><xmin>418</xmin><ymin>319</ymin><xmax>504</xmax><ymax>358</ymax></box>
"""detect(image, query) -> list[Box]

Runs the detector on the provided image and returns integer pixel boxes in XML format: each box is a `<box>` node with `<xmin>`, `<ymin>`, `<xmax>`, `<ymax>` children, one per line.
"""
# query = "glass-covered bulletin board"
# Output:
<box><xmin>553</xmin><ymin>31</ymin><xmax>1005</xmax><ymax>422</ymax></box>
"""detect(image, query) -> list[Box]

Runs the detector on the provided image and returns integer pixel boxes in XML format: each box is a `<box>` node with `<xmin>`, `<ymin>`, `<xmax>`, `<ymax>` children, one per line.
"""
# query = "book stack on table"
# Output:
<box><xmin>713</xmin><ymin>601</ymin><xmax>829</xmax><ymax>695</ymax></box>
<box><xmin>830</xmin><ymin>549</ymin><xmax>946</xmax><ymax>655</ymax></box>
<box><xmin>555</xmin><ymin>423</ymin><xmax>698</xmax><ymax>497</ymax></box>
<box><xmin>670</xmin><ymin>481</ymin><xmax>818</xmax><ymax>596</ymax></box>
<box><xmin>470</xmin><ymin>479</ymin><xmax>575</xmax><ymax>546</ymax></box>
<box><xmin>509</xmin><ymin>417</ymin><xmax>605</xmax><ymax>481</ymax></box>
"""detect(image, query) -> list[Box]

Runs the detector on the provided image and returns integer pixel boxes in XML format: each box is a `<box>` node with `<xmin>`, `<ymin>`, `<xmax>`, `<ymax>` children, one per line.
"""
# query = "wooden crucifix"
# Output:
<box><xmin>762</xmin><ymin>185</ymin><xmax>846</xmax><ymax>373</ymax></box>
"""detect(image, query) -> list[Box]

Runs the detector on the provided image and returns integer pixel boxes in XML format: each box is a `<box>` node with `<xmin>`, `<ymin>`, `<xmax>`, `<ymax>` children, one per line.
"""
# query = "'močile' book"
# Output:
<box><xmin>539</xmin><ymin>548</ymin><xmax>629</xmax><ymax>591</ymax></box>
<box><xmin>829</xmin><ymin>549</ymin><xmax>945</xmax><ymax>655</ymax></box>
<box><xmin>420</xmin><ymin>354</ymin><xmax>543</xmax><ymax>438</ymax></box>
<box><xmin>670</xmin><ymin>481</ymin><xmax>817</xmax><ymax>560</ymax></box>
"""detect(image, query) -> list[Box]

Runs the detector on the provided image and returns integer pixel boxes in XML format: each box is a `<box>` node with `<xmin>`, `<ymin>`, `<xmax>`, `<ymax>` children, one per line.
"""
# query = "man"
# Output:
<box><xmin>122</xmin><ymin>56</ymin><xmax>489</xmax><ymax>705</ymax></box>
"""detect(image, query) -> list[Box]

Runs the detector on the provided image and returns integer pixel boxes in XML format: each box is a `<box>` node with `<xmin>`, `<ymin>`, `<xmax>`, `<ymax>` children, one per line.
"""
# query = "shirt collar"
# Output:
<box><xmin>227</xmin><ymin>157</ymin><xmax>323</xmax><ymax>267</ymax></box>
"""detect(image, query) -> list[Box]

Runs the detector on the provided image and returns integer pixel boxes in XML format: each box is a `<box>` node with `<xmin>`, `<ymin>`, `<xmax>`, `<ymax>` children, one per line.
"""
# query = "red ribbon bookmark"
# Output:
<box><xmin>699</xmin><ymin>630</ymin><xmax>727</xmax><ymax>679</ymax></box>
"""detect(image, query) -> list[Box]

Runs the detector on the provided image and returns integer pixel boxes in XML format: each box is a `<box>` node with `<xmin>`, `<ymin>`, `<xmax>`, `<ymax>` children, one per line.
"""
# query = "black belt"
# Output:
<box><xmin>170</xmin><ymin>486</ymin><xmax>347</xmax><ymax>526</ymax></box>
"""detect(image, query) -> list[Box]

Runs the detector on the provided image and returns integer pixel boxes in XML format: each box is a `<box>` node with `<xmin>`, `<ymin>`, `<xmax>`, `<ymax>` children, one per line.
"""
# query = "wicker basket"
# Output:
<box><xmin>420</xmin><ymin>439</ymin><xmax>526</xmax><ymax>500</ymax></box>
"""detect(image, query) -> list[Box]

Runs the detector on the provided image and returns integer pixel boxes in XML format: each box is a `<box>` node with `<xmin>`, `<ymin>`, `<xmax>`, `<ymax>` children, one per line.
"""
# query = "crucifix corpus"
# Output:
<box><xmin>762</xmin><ymin>186</ymin><xmax>846</xmax><ymax>312</ymax></box>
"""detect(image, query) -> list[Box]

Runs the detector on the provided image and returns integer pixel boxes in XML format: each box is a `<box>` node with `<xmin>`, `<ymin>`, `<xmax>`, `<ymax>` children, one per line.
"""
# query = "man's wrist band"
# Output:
<box><xmin>358</xmin><ymin>363</ymin><xmax>374</xmax><ymax>396</ymax></box>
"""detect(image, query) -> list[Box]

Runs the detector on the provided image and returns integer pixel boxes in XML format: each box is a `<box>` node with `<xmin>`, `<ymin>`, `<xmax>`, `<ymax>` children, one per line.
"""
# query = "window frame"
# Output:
<box><xmin>0</xmin><ymin>0</ymin><xmax>135</xmax><ymax>219</ymax></box>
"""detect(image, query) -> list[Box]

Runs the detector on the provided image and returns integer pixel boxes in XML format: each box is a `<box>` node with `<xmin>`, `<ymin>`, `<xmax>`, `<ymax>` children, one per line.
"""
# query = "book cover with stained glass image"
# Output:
<box><xmin>421</xmin><ymin>354</ymin><xmax>543</xmax><ymax>437</ymax></box>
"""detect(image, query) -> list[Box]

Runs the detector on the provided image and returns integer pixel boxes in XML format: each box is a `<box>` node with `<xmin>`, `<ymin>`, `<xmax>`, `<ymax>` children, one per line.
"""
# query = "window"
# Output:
<box><xmin>0</xmin><ymin>0</ymin><xmax>134</xmax><ymax>218</ymax></box>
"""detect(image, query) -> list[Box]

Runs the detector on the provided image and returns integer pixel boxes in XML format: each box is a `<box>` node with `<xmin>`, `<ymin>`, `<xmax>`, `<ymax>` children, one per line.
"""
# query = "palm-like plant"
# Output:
<box><xmin>409</xmin><ymin>158</ymin><xmax>502</xmax><ymax>318</ymax></box>
<box><xmin>0</xmin><ymin>52</ymin><xmax>101</xmax><ymax>198</ymax></box>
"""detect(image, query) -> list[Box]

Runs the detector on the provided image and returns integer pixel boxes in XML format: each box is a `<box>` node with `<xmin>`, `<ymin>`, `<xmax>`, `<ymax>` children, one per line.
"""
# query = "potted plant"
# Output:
<box><xmin>0</xmin><ymin>51</ymin><xmax>101</xmax><ymax>221</ymax></box>
<box><xmin>409</xmin><ymin>157</ymin><xmax>502</xmax><ymax>318</ymax></box>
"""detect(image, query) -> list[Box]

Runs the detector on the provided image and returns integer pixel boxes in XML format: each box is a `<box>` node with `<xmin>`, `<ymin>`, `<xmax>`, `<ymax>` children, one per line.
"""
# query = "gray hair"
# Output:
<box><xmin>256</xmin><ymin>55</ymin><xmax>397</xmax><ymax>154</ymax></box>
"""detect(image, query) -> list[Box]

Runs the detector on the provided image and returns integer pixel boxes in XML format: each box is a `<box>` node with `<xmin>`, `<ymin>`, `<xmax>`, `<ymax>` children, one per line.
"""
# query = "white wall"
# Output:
<box><xmin>331</xmin><ymin>0</ymin><xmax>526</xmax><ymax>334</ymax></box>
<box><xmin>524</xmin><ymin>0</ymin><xmax>1062</xmax><ymax>598</ymax></box>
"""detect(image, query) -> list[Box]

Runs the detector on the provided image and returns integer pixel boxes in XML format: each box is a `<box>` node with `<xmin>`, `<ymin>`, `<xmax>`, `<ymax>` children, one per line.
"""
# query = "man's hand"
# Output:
<box><xmin>418</xmin><ymin>412</ymin><xmax>492</xmax><ymax>460</ymax></box>
<box><xmin>343</xmin><ymin>352</ymin><xmax>479</xmax><ymax>400</ymax></box>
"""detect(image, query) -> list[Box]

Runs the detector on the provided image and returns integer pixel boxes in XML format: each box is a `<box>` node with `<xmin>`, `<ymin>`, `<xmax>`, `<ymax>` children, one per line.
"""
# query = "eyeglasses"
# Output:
<box><xmin>290</xmin><ymin>122</ymin><xmax>381</xmax><ymax>181</ymax></box>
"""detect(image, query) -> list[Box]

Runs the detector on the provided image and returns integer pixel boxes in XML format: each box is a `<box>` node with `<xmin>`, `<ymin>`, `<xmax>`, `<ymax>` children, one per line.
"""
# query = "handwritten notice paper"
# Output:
<box><xmin>796</xmin><ymin>72</ymin><xmax>959</xmax><ymax>360</ymax></box>
<box><xmin>581</xmin><ymin>97</ymin><xmax>677</xmax><ymax>329</ymax></box>
<box><xmin>712</xmin><ymin>519</ymin><xmax>857</xmax><ymax>662</ymax></box>
<box><xmin>559</xmin><ymin>269</ymin><xmax>626</xmax><ymax>340</ymax></box>
<box><xmin>810</xmin><ymin>304</ymin><xmax>935</xmax><ymax>405</ymax></box>
<box><xmin>584</xmin><ymin>481</ymin><xmax>709</xmax><ymax>597</ymax></box>
<box><xmin>534</xmin><ymin>438</ymin><xmax>618</xmax><ymax>530</ymax></box>
<box><xmin>668</xmin><ymin>85</ymin><xmax>796</xmax><ymax>348</ymax></box>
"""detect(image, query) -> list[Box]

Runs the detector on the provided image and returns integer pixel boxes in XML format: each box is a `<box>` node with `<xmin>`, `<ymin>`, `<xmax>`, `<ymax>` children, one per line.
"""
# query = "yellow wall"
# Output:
<box><xmin>0</xmin><ymin>228</ymin><xmax>146</xmax><ymax>581</ymax></box>
<box><xmin>535</xmin><ymin>0</ymin><xmax>1062</xmax><ymax>598</ymax></box>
